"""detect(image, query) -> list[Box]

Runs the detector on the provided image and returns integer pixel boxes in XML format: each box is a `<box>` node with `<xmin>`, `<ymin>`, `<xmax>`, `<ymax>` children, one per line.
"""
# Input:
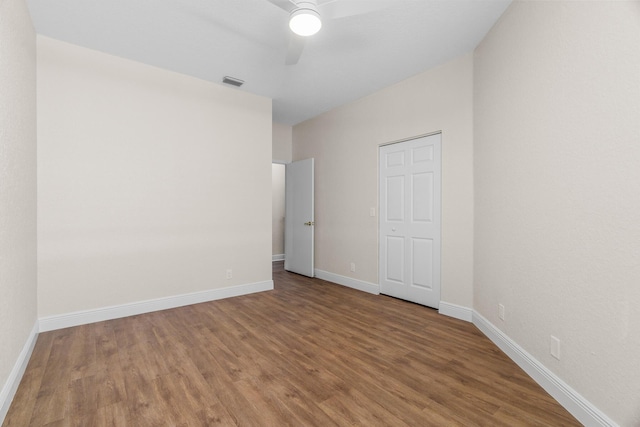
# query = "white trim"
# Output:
<box><xmin>0</xmin><ymin>321</ymin><xmax>39</xmax><ymax>425</ymax></box>
<box><xmin>438</xmin><ymin>302</ymin><xmax>473</xmax><ymax>322</ymax></box>
<box><xmin>39</xmin><ymin>280</ymin><xmax>274</xmax><ymax>332</ymax></box>
<box><xmin>272</xmin><ymin>254</ymin><xmax>285</xmax><ymax>262</ymax></box>
<box><xmin>314</xmin><ymin>269</ymin><xmax>380</xmax><ymax>295</ymax></box>
<box><xmin>472</xmin><ymin>311</ymin><xmax>618</xmax><ymax>427</ymax></box>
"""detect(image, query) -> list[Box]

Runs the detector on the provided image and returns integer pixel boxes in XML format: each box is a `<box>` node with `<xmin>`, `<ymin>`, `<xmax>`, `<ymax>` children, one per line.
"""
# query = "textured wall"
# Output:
<box><xmin>0</xmin><ymin>0</ymin><xmax>37</xmax><ymax>413</ymax></box>
<box><xmin>272</xmin><ymin>122</ymin><xmax>292</xmax><ymax>163</ymax></box>
<box><xmin>474</xmin><ymin>1</ymin><xmax>640</xmax><ymax>425</ymax></box>
<box><xmin>37</xmin><ymin>36</ymin><xmax>272</xmax><ymax>317</ymax></box>
<box><xmin>294</xmin><ymin>54</ymin><xmax>474</xmax><ymax>307</ymax></box>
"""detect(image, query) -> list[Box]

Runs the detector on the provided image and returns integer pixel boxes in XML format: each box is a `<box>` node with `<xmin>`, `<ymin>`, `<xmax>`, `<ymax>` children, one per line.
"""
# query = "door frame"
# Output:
<box><xmin>378</xmin><ymin>131</ymin><xmax>442</xmax><ymax>307</ymax></box>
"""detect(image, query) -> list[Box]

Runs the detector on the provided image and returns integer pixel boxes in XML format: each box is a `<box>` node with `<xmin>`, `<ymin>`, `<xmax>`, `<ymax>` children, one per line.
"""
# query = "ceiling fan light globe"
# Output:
<box><xmin>289</xmin><ymin>9</ymin><xmax>322</xmax><ymax>36</ymax></box>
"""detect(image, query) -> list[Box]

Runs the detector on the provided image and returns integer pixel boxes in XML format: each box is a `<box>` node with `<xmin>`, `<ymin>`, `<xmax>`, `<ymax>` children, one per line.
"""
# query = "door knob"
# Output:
<box><xmin>304</xmin><ymin>221</ymin><xmax>315</xmax><ymax>226</ymax></box>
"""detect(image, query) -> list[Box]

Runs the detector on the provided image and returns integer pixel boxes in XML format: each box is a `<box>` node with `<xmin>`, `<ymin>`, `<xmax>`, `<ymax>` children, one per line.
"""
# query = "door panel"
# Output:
<box><xmin>412</xmin><ymin>172</ymin><xmax>433</xmax><ymax>222</ymax></box>
<box><xmin>379</xmin><ymin>134</ymin><xmax>441</xmax><ymax>308</ymax></box>
<box><xmin>411</xmin><ymin>237</ymin><xmax>433</xmax><ymax>289</ymax></box>
<box><xmin>386</xmin><ymin>175</ymin><xmax>405</xmax><ymax>221</ymax></box>
<box><xmin>386</xmin><ymin>235</ymin><xmax>405</xmax><ymax>284</ymax></box>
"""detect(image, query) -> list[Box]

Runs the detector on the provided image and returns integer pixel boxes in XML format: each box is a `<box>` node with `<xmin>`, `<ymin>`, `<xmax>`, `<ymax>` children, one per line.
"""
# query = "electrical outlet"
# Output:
<box><xmin>370</xmin><ymin>207</ymin><xmax>376</xmax><ymax>217</ymax></box>
<box><xmin>226</xmin><ymin>269</ymin><xmax>232</xmax><ymax>279</ymax></box>
<box><xmin>350</xmin><ymin>262</ymin><xmax>356</xmax><ymax>272</ymax></box>
<box><xmin>498</xmin><ymin>304</ymin><xmax>505</xmax><ymax>321</ymax></box>
<box><xmin>550</xmin><ymin>336</ymin><xmax>561</xmax><ymax>360</ymax></box>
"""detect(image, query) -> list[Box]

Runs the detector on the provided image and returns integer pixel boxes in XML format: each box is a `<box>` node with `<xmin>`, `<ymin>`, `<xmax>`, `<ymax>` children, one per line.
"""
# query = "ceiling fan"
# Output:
<box><xmin>267</xmin><ymin>0</ymin><xmax>397</xmax><ymax>65</ymax></box>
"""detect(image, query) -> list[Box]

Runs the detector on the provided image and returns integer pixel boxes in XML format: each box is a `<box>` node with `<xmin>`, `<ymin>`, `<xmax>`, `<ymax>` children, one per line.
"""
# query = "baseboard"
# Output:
<box><xmin>438</xmin><ymin>301</ymin><xmax>473</xmax><ymax>322</ymax></box>
<box><xmin>472</xmin><ymin>311</ymin><xmax>618</xmax><ymax>427</ymax></box>
<box><xmin>272</xmin><ymin>254</ymin><xmax>285</xmax><ymax>262</ymax></box>
<box><xmin>39</xmin><ymin>280</ymin><xmax>274</xmax><ymax>332</ymax></box>
<box><xmin>314</xmin><ymin>269</ymin><xmax>380</xmax><ymax>295</ymax></box>
<box><xmin>0</xmin><ymin>321</ymin><xmax>39</xmax><ymax>425</ymax></box>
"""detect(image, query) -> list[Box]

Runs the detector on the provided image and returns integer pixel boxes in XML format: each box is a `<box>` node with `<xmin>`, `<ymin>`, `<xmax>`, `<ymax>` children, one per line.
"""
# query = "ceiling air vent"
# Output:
<box><xmin>222</xmin><ymin>76</ymin><xmax>244</xmax><ymax>87</ymax></box>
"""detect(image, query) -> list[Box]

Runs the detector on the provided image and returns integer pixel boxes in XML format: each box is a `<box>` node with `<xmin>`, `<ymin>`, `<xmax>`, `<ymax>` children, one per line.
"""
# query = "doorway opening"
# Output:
<box><xmin>272</xmin><ymin>163</ymin><xmax>286</xmax><ymax>262</ymax></box>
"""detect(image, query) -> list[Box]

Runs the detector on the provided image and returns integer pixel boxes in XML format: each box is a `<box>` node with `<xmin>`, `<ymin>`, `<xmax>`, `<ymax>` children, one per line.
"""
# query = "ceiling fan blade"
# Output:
<box><xmin>285</xmin><ymin>33</ymin><xmax>307</xmax><ymax>65</ymax></box>
<box><xmin>266</xmin><ymin>0</ymin><xmax>298</xmax><ymax>13</ymax></box>
<box><xmin>320</xmin><ymin>0</ymin><xmax>398</xmax><ymax>19</ymax></box>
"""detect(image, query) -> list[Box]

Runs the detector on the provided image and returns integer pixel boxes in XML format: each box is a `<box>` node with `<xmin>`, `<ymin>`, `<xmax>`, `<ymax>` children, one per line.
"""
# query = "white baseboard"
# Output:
<box><xmin>314</xmin><ymin>269</ymin><xmax>380</xmax><ymax>295</ymax></box>
<box><xmin>272</xmin><ymin>254</ymin><xmax>285</xmax><ymax>262</ymax></box>
<box><xmin>472</xmin><ymin>311</ymin><xmax>618</xmax><ymax>427</ymax></box>
<box><xmin>39</xmin><ymin>280</ymin><xmax>274</xmax><ymax>332</ymax></box>
<box><xmin>0</xmin><ymin>321</ymin><xmax>39</xmax><ymax>425</ymax></box>
<box><xmin>438</xmin><ymin>301</ymin><xmax>473</xmax><ymax>322</ymax></box>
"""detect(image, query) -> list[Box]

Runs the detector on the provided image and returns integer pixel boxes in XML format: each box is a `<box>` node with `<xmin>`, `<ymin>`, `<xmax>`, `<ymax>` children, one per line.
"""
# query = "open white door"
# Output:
<box><xmin>285</xmin><ymin>158</ymin><xmax>314</xmax><ymax>277</ymax></box>
<box><xmin>379</xmin><ymin>134</ymin><xmax>441</xmax><ymax>308</ymax></box>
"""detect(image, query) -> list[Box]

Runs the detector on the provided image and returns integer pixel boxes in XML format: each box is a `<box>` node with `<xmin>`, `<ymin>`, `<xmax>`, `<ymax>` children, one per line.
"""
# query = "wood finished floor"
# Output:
<box><xmin>4</xmin><ymin>262</ymin><xmax>581</xmax><ymax>426</ymax></box>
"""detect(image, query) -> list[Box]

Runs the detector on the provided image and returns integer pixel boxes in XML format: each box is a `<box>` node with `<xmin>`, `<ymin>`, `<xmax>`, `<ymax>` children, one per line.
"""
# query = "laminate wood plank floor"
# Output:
<box><xmin>4</xmin><ymin>262</ymin><xmax>581</xmax><ymax>426</ymax></box>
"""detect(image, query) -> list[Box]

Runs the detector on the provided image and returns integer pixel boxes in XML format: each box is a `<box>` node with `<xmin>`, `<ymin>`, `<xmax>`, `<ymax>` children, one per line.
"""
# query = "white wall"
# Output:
<box><xmin>272</xmin><ymin>164</ymin><xmax>286</xmax><ymax>258</ymax></box>
<box><xmin>273</xmin><ymin>122</ymin><xmax>292</xmax><ymax>164</ymax></box>
<box><xmin>0</xmin><ymin>0</ymin><xmax>37</xmax><ymax>418</ymax></box>
<box><xmin>474</xmin><ymin>2</ymin><xmax>640</xmax><ymax>425</ymax></box>
<box><xmin>37</xmin><ymin>36</ymin><xmax>273</xmax><ymax>317</ymax></box>
<box><xmin>294</xmin><ymin>54</ymin><xmax>474</xmax><ymax>308</ymax></box>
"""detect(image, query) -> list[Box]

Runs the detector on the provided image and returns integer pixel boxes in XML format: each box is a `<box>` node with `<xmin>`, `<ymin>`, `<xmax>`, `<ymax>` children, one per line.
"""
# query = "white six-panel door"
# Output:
<box><xmin>379</xmin><ymin>134</ymin><xmax>441</xmax><ymax>308</ymax></box>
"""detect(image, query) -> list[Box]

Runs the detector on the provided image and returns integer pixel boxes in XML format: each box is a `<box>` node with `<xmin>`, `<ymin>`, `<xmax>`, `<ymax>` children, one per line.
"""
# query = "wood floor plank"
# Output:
<box><xmin>194</xmin><ymin>403</ymin><xmax>238</xmax><ymax>427</ymax></box>
<box><xmin>1</xmin><ymin>365</ymin><xmax>45</xmax><ymax>427</ymax></box>
<box><xmin>319</xmin><ymin>388</ymin><xmax>413</xmax><ymax>427</ymax></box>
<box><xmin>93</xmin><ymin>402</ymin><xmax>128</xmax><ymax>427</ymax></box>
<box><xmin>3</xmin><ymin>262</ymin><xmax>582</xmax><ymax>426</ymax></box>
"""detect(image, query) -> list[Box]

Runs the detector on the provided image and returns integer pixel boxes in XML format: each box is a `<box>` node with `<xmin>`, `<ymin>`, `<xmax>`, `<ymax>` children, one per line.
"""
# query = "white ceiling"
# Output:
<box><xmin>27</xmin><ymin>0</ymin><xmax>511</xmax><ymax>125</ymax></box>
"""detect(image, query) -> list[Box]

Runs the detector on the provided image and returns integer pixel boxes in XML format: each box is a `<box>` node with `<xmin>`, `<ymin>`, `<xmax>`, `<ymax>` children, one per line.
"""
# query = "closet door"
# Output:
<box><xmin>379</xmin><ymin>134</ymin><xmax>441</xmax><ymax>308</ymax></box>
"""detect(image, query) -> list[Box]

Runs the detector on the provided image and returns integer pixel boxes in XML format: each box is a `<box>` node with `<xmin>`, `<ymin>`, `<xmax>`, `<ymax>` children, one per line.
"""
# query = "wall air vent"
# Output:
<box><xmin>222</xmin><ymin>76</ymin><xmax>244</xmax><ymax>87</ymax></box>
